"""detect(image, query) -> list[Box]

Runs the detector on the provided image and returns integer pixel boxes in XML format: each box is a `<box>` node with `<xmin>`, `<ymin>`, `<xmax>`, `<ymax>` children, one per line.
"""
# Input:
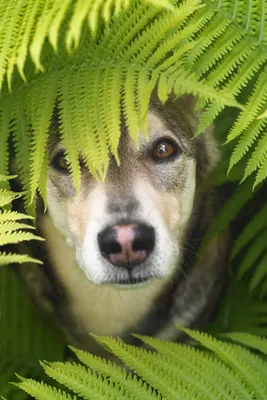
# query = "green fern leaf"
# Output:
<box><xmin>122</xmin><ymin>68</ymin><xmax>139</xmax><ymax>146</ymax></box>
<box><xmin>5</xmin><ymin>0</ymin><xmax>41</xmax><ymax>88</ymax></box>
<box><xmin>66</xmin><ymin>0</ymin><xmax>172</xmax><ymax>52</ymax></box>
<box><xmin>58</xmin><ymin>71</ymin><xmax>82</xmax><ymax>192</ymax></box>
<box><xmin>227</xmin><ymin>66</ymin><xmax>267</xmax><ymax>143</ymax></box>
<box><xmin>185</xmin><ymin>14</ymin><xmax>231</xmax><ymax>68</ymax></box>
<box><xmin>231</xmin><ymin>202</ymin><xmax>267</xmax><ymax>259</ymax></box>
<box><xmin>237</xmin><ymin>229</ymin><xmax>267</xmax><ymax>279</ymax></box>
<box><xmin>15</xmin><ymin>378</ymin><xmax>77</xmax><ymax>400</ymax></box>
<box><xmin>72</xmin><ymin>67</ymin><xmax>102</xmax><ymax>179</ymax></box>
<box><xmin>0</xmin><ymin>220</ymin><xmax>35</xmax><ymax>233</ymax></box>
<box><xmin>193</xmin><ymin>29</ymin><xmax>245</xmax><ymax>77</ymax></box>
<box><xmin>222</xmin><ymin>332</ymin><xmax>267</xmax><ymax>356</ymax></box>
<box><xmin>26</xmin><ymin>73</ymin><xmax>58</xmax><ymax>202</ymax></box>
<box><xmin>10</xmin><ymin>94</ymin><xmax>33</xmax><ymax>213</ymax></box>
<box><xmin>0</xmin><ymin>103</ymin><xmax>12</xmax><ymax>188</ymax></box>
<box><xmin>0</xmin><ymin>210</ymin><xmax>34</xmax><ymax>223</ymax></box>
<box><xmin>93</xmin><ymin>335</ymin><xmax>225</xmax><ymax>399</ymax></box>
<box><xmin>0</xmin><ymin>0</ymin><xmax>25</xmax><ymax>89</ymax></box>
<box><xmin>180</xmin><ymin>327</ymin><xmax>267</xmax><ymax>399</ymax></box>
<box><xmin>135</xmin><ymin>334</ymin><xmax>248</xmax><ymax>400</ymax></box>
<box><xmin>200</xmin><ymin>177</ymin><xmax>257</xmax><ymax>249</ymax></box>
<box><xmin>77</xmin><ymin>64</ymin><xmax>109</xmax><ymax>179</ymax></box>
<box><xmin>30</xmin><ymin>0</ymin><xmax>69</xmax><ymax>71</ymax></box>
<box><xmin>195</xmin><ymin>102</ymin><xmax>223</xmax><ymax>135</ymax></box>
<box><xmin>254</xmin><ymin>153</ymin><xmax>267</xmax><ymax>187</ymax></box>
<box><xmin>71</xmin><ymin>347</ymin><xmax>160</xmax><ymax>400</ymax></box>
<box><xmin>205</xmin><ymin>40</ymin><xmax>255</xmax><ymax>87</ymax></box>
<box><xmin>228</xmin><ymin>119</ymin><xmax>266</xmax><ymax>173</ymax></box>
<box><xmin>0</xmin><ymin>231</ymin><xmax>43</xmax><ymax>246</ymax></box>
<box><xmin>0</xmin><ymin>253</ymin><xmax>42</xmax><ymax>266</ymax></box>
<box><xmin>15</xmin><ymin>0</ymin><xmax>44</xmax><ymax>81</ymax></box>
<box><xmin>42</xmin><ymin>361</ymin><xmax>133</xmax><ymax>400</ymax></box>
<box><xmin>0</xmin><ymin>189</ymin><xmax>21</xmax><ymax>207</ymax></box>
<box><xmin>249</xmin><ymin>251</ymin><xmax>267</xmax><ymax>292</ymax></box>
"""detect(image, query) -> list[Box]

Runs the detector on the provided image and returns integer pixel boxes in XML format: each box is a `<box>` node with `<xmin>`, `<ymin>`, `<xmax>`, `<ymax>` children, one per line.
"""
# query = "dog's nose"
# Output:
<box><xmin>98</xmin><ymin>223</ymin><xmax>155</xmax><ymax>267</ymax></box>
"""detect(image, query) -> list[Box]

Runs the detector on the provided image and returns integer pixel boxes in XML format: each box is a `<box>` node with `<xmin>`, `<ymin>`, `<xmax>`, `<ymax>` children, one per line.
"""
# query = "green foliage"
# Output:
<box><xmin>0</xmin><ymin>175</ymin><xmax>42</xmax><ymax>265</ymax></box>
<box><xmin>1</xmin><ymin>0</ymin><xmax>267</xmax><ymax>398</ymax></box>
<box><xmin>0</xmin><ymin>0</ymin><xmax>266</xmax><ymax>210</ymax></box>
<box><xmin>0</xmin><ymin>0</ymin><xmax>173</xmax><ymax>88</ymax></box>
<box><xmin>0</xmin><ymin>266</ymin><xmax>66</xmax><ymax>399</ymax></box>
<box><xmin>0</xmin><ymin>0</ymin><xmax>241</xmax><ymax>207</ymax></box>
<box><xmin>15</xmin><ymin>328</ymin><xmax>267</xmax><ymax>399</ymax></box>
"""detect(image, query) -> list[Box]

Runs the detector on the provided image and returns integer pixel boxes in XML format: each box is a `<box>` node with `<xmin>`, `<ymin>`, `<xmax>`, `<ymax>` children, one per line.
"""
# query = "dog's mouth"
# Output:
<box><xmin>108</xmin><ymin>275</ymin><xmax>153</xmax><ymax>289</ymax></box>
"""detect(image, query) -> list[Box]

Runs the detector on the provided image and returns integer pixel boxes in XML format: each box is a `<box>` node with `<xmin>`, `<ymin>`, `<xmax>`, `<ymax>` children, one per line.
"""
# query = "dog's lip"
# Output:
<box><xmin>108</xmin><ymin>276</ymin><xmax>153</xmax><ymax>289</ymax></box>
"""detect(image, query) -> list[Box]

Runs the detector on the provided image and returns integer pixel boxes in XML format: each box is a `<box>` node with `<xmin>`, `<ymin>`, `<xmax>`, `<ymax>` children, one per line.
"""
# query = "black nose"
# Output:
<box><xmin>97</xmin><ymin>223</ymin><xmax>155</xmax><ymax>268</ymax></box>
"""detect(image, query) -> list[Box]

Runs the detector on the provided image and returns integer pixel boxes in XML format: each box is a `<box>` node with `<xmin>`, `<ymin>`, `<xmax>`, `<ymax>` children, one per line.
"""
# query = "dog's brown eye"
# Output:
<box><xmin>152</xmin><ymin>140</ymin><xmax>178</xmax><ymax>161</ymax></box>
<box><xmin>51</xmin><ymin>152</ymin><xmax>70</xmax><ymax>172</ymax></box>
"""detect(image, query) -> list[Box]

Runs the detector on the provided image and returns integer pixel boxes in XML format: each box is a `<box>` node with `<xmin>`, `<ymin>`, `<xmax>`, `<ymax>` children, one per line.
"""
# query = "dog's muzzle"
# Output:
<box><xmin>97</xmin><ymin>223</ymin><xmax>155</xmax><ymax>268</ymax></box>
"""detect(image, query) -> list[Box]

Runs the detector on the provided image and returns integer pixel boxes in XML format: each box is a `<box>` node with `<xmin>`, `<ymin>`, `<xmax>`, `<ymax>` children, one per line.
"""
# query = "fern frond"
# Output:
<box><xmin>71</xmin><ymin>347</ymin><xmax>159</xmax><ymax>400</ymax></box>
<box><xmin>58</xmin><ymin>71</ymin><xmax>82</xmax><ymax>191</ymax></box>
<box><xmin>231</xmin><ymin>202</ymin><xmax>267</xmax><ymax>259</ymax></box>
<box><xmin>0</xmin><ymin>103</ymin><xmax>12</xmax><ymax>189</ymax></box>
<box><xmin>15</xmin><ymin>378</ymin><xmax>76</xmax><ymax>400</ymax></box>
<box><xmin>0</xmin><ymin>252</ymin><xmax>42</xmax><ymax>266</ymax></box>
<box><xmin>237</xmin><ymin>229</ymin><xmax>267</xmax><ymax>279</ymax></box>
<box><xmin>0</xmin><ymin>210</ymin><xmax>34</xmax><ymax>222</ymax></box>
<box><xmin>93</xmin><ymin>335</ymin><xmax>229</xmax><ymax>399</ymax></box>
<box><xmin>180</xmin><ymin>327</ymin><xmax>267</xmax><ymax>399</ymax></box>
<box><xmin>74</xmin><ymin>66</ymin><xmax>105</xmax><ymax>179</ymax></box>
<box><xmin>254</xmin><ymin>153</ymin><xmax>267</xmax><ymax>187</ymax></box>
<box><xmin>0</xmin><ymin>231</ymin><xmax>43</xmax><ymax>246</ymax></box>
<box><xmin>0</xmin><ymin>176</ymin><xmax>43</xmax><ymax>266</ymax></box>
<box><xmin>227</xmin><ymin>66</ymin><xmax>267</xmax><ymax>143</ymax></box>
<box><xmin>0</xmin><ymin>0</ymin><xmax>173</xmax><ymax>85</ymax></box>
<box><xmin>200</xmin><ymin>177</ymin><xmax>257</xmax><ymax>250</ymax></box>
<box><xmin>228</xmin><ymin>119</ymin><xmax>266</xmax><ymax>172</ymax></box>
<box><xmin>185</xmin><ymin>14</ymin><xmax>231</xmax><ymax>68</ymax></box>
<box><xmin>16</xmin><ymin>331</ymin><xmax>267</xmax><ymax>400</ymax></box>
<box><xmin>135</xmin><ymin>334</ymin><xmax>248</xmax><ymax>400</ymax></box>
<box><xmin>0</xmin><ymin>0</ymin><xmax>25</xmax><ymax>89</ymax></box>
<box><xmin>249</xmin><ymin>251</ymin><xmax>267</xmax><ymax>292</ymax></box>
<box><xmin>42</xmin><ymin>361</ymin><xmax>133</xmax><ymax>400</ymax></box>
<box><xmin>0</xmin><ymin>220</ymin><xmax>35</xmax><ymax>233</ymax></box>
<box><xmin>10</xmin><ymin>94</ymin><xmax>33</xmax><ymax>212</ymax></box>
<box><xmin>26</xmin><ymin>73</ymin><xmax>58</xmax><ymax>202</ymax></box>
<box><xmin>222</xmin><ymin>332</ymin><xmax>267</xmax><ymax>355</ymax></box>
<box><xmin>66</xmin><ymin>0</ymin><xmax>173</xmax><ymax>51</ymax></box>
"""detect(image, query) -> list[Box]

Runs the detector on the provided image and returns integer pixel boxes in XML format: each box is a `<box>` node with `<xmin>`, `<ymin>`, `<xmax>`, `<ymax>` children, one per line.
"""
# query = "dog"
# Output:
<box><xmin>16</xmin><ymin>95</ymin><xmax>228</xmax><ymax>355</ymax></box>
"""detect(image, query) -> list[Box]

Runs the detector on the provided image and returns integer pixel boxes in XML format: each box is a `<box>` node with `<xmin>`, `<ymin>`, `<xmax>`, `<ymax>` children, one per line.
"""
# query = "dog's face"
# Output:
<box><xmin>46</xmin><ymin>97</ymin><xmax>215</xmax><ymax>287</ymax></box>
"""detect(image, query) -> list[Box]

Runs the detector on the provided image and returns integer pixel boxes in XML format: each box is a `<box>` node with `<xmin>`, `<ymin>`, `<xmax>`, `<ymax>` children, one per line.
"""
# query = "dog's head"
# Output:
<box><xmin>47</xmin><ymin>96</ymin><xmax>219</xmax><ymax>287</ymax></box>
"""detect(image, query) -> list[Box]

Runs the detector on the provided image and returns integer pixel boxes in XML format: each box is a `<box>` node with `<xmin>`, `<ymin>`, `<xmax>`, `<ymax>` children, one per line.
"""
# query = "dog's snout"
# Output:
<box><xmin>98</xmin><ymin>223</ymin><xmax>155</xmax><ymax>268</ymax></box>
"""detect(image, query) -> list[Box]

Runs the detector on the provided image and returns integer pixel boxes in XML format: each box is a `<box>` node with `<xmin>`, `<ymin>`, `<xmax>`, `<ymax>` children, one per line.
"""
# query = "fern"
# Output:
<box><xmin>0</xmin><ymin>264</ymin><xmax>66</xmax><ymax>399</ymax></box>
<box><xmin>15</xmin><ymin>328</ymin><xmax>267</xmax><ymax>400</ymax></box>
<box><xmin>0</xmin><ymin>0</ymin><xmax>173</xmax><ymax>85</ymax></box>
<box><xmin>0</xmin><ymin>0</ymin><xmax>242</xmax><ymax>203</ymax></box>
<box><xmin>0</xmin><ymin>0</ymin><xmax>266</xmax><ymax>200</ymax></box>
<box><xmin>0</xmin><ymin>176</ymin><xmax>42</xmax><ymax>265</ymax></box>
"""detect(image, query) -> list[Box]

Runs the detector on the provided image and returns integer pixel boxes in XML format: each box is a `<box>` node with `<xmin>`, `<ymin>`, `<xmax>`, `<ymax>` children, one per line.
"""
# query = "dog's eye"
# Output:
<box><xmin>51</xmin><ymin>152</ymin><xmax>70</xmax><ymax>172</ymax></box>
<box><xmin>152</xmin><ymin>140</ymin><xmax>179</xmax><ymax>161</ymax></box>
